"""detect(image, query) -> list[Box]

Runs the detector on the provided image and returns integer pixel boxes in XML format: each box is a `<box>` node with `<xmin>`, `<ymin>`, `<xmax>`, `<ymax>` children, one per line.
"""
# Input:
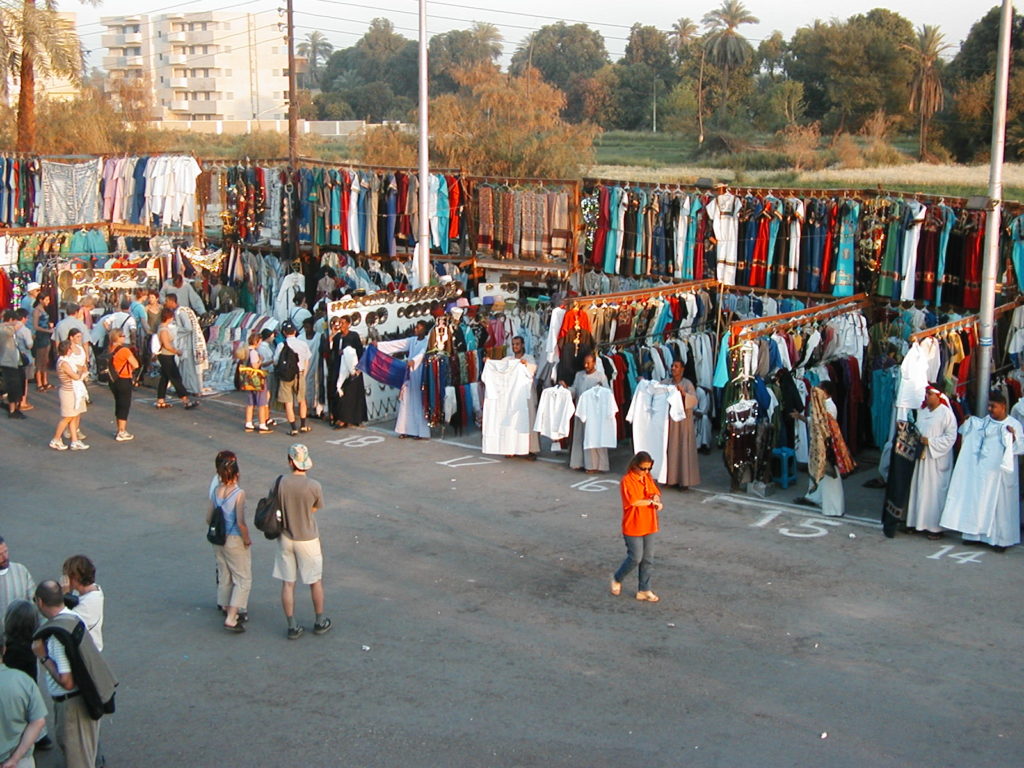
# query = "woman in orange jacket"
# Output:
<box><xmin>610</xmin><ymin>451</ymin><xmax>663</xmax><ymax>602</ymax></box>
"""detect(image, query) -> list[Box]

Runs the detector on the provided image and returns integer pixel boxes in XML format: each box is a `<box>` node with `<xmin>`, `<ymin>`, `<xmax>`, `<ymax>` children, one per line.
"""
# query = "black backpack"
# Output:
<box><xmin>276</xmin><ymin>342</ymin><xmax>300</xmax><ymax>382</ymax></box>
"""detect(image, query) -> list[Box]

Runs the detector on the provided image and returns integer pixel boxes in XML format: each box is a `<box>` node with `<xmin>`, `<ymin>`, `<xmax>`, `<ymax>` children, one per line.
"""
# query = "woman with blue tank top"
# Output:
<box><xmin>208</xmin><ymin>450</ymin><xmax>252</xmax><ymax>632</ymax></box>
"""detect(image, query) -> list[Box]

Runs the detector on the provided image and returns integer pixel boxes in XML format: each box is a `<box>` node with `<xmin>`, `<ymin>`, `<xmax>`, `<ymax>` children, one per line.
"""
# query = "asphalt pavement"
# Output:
<box><xmin>4</xmin><ymin>384</ymin><xmax>1021</xmax><ymax>768</ymax></box>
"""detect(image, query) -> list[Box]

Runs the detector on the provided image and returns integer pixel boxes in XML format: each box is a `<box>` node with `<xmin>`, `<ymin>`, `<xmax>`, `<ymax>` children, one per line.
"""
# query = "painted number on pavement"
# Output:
<box><xmin>570</xmin><ymin>478</ymin><xmax>619</xmax><ymax>493</ymax></box>
<box><xmin>750</xmin><ymin>509</ymin><xmax>843</xmax><ymax>538</ymax></box>
<box><xmin>435</xmin><ymin>455</ymin><xmax>501</xmax><ymax>468</ymax></box>
<box><xmin>926</xmin><ymin>545</ymin><xmax>984</xmax><ymax>564</ymax></box>
<box><xmin>325</xmin><ymin>435</ymin><xmax>386</xmax><ymax>448</ymax></box>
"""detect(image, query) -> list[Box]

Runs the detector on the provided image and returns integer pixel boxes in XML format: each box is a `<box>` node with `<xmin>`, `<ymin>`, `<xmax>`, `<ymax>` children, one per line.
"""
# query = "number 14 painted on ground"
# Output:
<box><xmin>926</xmin><ymin>545</ymin><xmax>984</xmax><ymax>564</ymax></box>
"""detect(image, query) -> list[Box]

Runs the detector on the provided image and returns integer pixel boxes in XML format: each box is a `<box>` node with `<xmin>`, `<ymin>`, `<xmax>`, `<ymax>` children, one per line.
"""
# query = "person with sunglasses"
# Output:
<box><xmin>610</xmin><ymin>451</ymin><xmax>663</xmax><ymax>603</ymax></box>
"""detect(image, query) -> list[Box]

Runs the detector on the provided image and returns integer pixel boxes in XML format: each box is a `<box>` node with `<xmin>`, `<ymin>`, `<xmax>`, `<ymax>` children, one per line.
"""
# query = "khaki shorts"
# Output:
<box><xmin>273</xmin><ymin>534</ymin><xmax>323</xmax><ymax>584</ymax></box>
<box><xmin>277</xmin><ymin>374</ymin><xmax>307</xmax><ymax>405</ymax></box>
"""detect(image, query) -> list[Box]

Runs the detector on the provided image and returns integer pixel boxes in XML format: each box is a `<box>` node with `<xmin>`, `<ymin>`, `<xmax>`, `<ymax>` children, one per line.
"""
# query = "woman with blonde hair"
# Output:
<box><xmin>242</xmin><ymin>330</ymin><xmax>272</xmax><ymax>433</ymax></box>
<box><xmin>107</xmin><ymin>328</ymin><xmax>140</xmax><ymax>441</ymax></box>
<box><xmin>208</xmin><ymin>450</ymin><xmax>252</xmax><ymax>632</ymax></box>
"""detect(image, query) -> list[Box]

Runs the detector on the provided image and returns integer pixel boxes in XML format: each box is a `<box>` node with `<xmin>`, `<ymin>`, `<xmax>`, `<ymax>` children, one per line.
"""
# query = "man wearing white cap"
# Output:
<box><xmin>20</xmin><ymin>282</ymin><xmax>40</xmax><ymax>315</ymax></box>
<box><xmin>271</xmin><ymin>444</ymin><xmax>331</xmax><ymax>640</ymax></box>
<box><xmin>905</xmin><ymin>385</ymin><xmax>958</xmax><ymax>539</ymax></box>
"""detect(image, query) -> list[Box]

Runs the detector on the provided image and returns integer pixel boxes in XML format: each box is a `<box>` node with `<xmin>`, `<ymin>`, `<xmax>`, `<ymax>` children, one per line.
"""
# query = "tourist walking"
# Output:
<box><xmin>610</xmin><ymin>451</ymin><xmax>663</xmax><ymax>603</ymax></box>
<box><xmin>32</xmin><ymin>293</ymin><xmax>54</xmax><ymax>391</ymax></box>
<box><xmin>154</xmin><ymin>307</ymin><xmax>198</xmax><ymax>409</ymax></box>
<box><xmin>106</xmin><ymin>329</ymin><xmax>139</xmax><ymax>441</ymax></box>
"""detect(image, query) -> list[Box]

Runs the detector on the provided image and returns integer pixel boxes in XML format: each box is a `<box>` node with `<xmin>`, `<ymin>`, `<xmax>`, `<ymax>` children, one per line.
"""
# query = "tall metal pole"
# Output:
<box><xmin>415</xmin><ymin>0</ymin><xmax>432</xmax><ymax>288</ymax></box>
<box><xmin>975</xmin><ymin>0</ymin><xmax>1014</xmax><ymax>415</ymax></box>
<box><xmin>286</xmin><ymin>0</ymin><xmax>298</xmax><ymax>169</ymax></box>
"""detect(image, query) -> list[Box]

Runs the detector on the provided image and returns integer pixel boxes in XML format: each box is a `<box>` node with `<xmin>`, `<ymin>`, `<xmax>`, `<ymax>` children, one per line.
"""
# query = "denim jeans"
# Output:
<box><xmin>614</xmin><ymin>534</ymin><xmax>654</xmax><ymax>591</ymax></box>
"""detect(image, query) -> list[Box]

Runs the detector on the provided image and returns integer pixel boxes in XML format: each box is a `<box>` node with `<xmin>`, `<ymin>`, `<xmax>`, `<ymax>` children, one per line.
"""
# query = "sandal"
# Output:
<box><xmin>636</xmin><ymin>591</ymin><xmax>660</xmax><ymax>603</ymax></box>
<box><xmin>223</xmin><ymin>622</ymin><xmax>245</xmax><ymax>633</ymax></box>
<box><xmin>609</xmin><ymin>576</ymin><xmax>621</xmax><ymax>596</ymax></box>
<box><xmin>183</xmin><ymin>400</ymin><xmax>199</xmax><ymax>410</ymax></box>
<box><xmin>154</xmin><ymin>401</ymin><xmax>172</xmax><ymax>408</ymax></box>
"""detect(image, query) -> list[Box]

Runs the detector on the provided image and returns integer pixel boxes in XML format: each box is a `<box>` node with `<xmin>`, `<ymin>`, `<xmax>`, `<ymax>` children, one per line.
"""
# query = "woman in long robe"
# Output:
<box><xmin>376</xmin><ymin>320</ymin><xmax>430</xmax><ymax>438</ymax></box>
<box><xmin>662</xmin><ymin>360</ymin><xmax>700</xmax><ymax>488</ymax></box>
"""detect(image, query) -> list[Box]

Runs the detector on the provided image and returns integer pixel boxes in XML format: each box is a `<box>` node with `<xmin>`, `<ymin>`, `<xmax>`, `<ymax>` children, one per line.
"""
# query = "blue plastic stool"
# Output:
<box><xmin>771</xmin><ymin>447</ymin><xmax>797</xmax><ymax>489</ymax></box>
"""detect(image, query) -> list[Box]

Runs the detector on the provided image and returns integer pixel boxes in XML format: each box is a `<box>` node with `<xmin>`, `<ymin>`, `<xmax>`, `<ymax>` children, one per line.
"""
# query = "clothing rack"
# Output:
<box><xmin>0</xmin><ymin>221</ymin><xmax>111</xmax><ymax>236</ymax></box>
<box><xmin>908</xmin><ymin>296</ymin><xmax>1024</xmax><ymax>342</ymax></box>
<box><xmin>720</xmin><ymin>285</ymin><xmax>839</xmax><ymax>303</ymax></box>
<box><xmin>730</xmin><ymin>293</ymin><xmax>870</xmax><ymax>344</ymax></box>
<box><xmin>568</xmin><ymin>278</ymin><xmax>719</xmax><ymax>307</ymax></box>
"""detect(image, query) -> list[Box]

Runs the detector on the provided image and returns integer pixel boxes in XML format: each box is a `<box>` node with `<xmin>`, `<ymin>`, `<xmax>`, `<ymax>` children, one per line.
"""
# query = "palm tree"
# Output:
<box><xmin>669</xmin><ymin>17</ymin><xmax>698</xmax><ymax>59</ymax></box>
<box><xmin>701</xmin><ymin>0</ymin><xmax>759</xmax><ymax>111</ymax></box>
<box><xmin>903</xmin><ymin>24</ymin><xmax>951</xmax><ymax>160</ymax></box>
<box><xmin>0</xmin><ymin>0</ymin><xmax>86</xmax><ymax>151</ymax></box>
<box><xmin>297</xmin><ymin>30</ymin><xmax>333</xmax><ymax>88</ymax></box>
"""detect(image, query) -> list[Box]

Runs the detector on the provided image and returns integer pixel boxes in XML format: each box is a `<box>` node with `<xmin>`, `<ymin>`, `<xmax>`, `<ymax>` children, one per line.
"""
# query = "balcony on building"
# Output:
<box><xmin>123</xmin><ymin>31</ymin><xmax>142</xmax><ymax>44</ymax></box>
<box><xmin>124</xmin><ymin>55</ymin><xmax>144</xmax><ymax>68</ymax></box>
<box><xmin>167</xmin><ymin>31</ymin><xmax>185</xmax><ymax>43</ymax></box>
<box><xmin>167</xmin><ymin>53</ymin><xmax>186</xmax><ymax>65</ymax></box>
<box><xmin>169</xmin><ymin>77</ymin><xmax>188</xmax><ymax>89</ymax></box>
<box><xmin>169</xmin><ymin>99</ymin><xmax>189</xmax><ymax>111</ymax></box>
<box><xmin>184</xmin><ymin>29</ymin><xmax>216</xmax><ymax>45</ymax></box>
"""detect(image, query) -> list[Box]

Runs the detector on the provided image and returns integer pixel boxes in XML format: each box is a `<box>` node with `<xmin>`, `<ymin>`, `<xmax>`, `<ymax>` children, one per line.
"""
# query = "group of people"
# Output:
<box><xmin>899</xmin><ymin>388</ymin><xmax>1022</xmax><ymax>551</ymax></box>
<box><xmin>0</xmin><ymin>279</ymin><xmax>208</xmax><ymax>451</ymax></box>
<box><xmin>205</xmin><ymin>444</ymin><xmax>332</xmax><ymax>639</ymax></box>
<box><xmin>0</xmin><ymin>537</ymin><xmax>112</xmax><ymax>768</ymax></box>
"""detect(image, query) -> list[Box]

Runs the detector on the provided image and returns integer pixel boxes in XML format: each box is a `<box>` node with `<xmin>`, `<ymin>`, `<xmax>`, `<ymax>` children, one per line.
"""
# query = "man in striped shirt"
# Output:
<box><xmin>0</xmin><ymin>536</ymin><xmax>35</xmax><ymax>619</ymax></box>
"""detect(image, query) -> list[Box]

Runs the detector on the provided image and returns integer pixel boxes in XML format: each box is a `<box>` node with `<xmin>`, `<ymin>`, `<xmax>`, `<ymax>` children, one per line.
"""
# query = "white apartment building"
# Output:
<box><xmin>101</xmin><ymin>10</ymin><xmax>289</xmax><ymax>122</ymax></box>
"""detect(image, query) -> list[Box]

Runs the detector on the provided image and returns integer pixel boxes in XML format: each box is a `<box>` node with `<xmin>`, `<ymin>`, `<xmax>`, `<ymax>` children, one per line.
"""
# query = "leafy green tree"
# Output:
<box><xmin>509</xmin><ymin>22</ymin><xmax>607</xmax><ymax>121</ymax></box>
<box><xmin>297</xmin><ymin>31</ymin><xmax>333</xmax><ymax>88</ymax></box>
<box><xmin>903</xmin><ymin>25</ymin><xmax>952</xmax><ymax>160</ymax></box>
<box><xmin>622</xmin><ymin>23</ymin><xmax>676</xmax><ymax>85</ymax></box>
<box><xmin>756</xmin><ymin>30</ymin><xmax>786</xmax><ymax>79</ymax></box>
<box><xmin>944</xmin><ymin>7</ymin><xmax>1024</xmax><ymax>161</ymax></box>
<box><xmin>321</xmin><ymin>19</ymin><xmax>416</xmax><ymax>99</ymax></box>
<box><xmin>429</xmin><ymin>22</ymin><xmax>502</xmax><ymax>94</ymax></box>
<box><xmin>701</xmin><ymin>0</ymin><xmax>759</xmax><ymax>110</ymax></box>
<box><xmin>786</xmin><ymin>10</ymin><xmax>915</xmax><ymax>133</ymax></box>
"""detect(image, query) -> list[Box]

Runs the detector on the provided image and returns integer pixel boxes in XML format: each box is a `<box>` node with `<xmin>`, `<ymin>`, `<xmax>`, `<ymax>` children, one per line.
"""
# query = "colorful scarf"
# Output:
<box><xmin>808</xmin><ymin>387</ymin><xmax>856</xmax><ymax>487</ymax></box>
<box><xmin>358</xmin><ymin>345</ymin><xmax>408</xmax><ymax>389</ymax></box>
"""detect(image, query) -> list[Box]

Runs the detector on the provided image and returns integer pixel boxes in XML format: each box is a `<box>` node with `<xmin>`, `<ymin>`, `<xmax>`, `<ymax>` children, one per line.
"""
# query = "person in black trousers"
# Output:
<box><xmin>154</xmin><ymin>307</ymin><xmax>197</xmax><ymax>409</ymax></box>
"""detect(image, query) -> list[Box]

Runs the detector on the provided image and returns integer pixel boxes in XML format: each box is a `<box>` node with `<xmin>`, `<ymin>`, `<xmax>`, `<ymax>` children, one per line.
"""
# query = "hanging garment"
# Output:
<box><xmin>625</xmin><ymin>379</ymin><xmax>684</xmax><ymax>484</ymax></box>
<box><xmin>535</xmin><ymin>385</ymin><xmax>575</xmax><ymax>440</ymax></box>
<box><xmin>481</xmin><ymin>358</ymin><xmax>535</xmax><ymax>456</ymax></box>
<box><xmin>707</xmin><ymin>192</ymin><xmax>742</xmax><ymax>285</ymax></box>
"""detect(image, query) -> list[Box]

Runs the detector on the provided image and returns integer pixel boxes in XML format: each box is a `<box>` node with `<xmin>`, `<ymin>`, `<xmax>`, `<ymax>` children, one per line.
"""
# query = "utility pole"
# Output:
<box><xmin>975</xmin><ymin>0</ymin><xmax>1013</xmax><ymax>415</ymax></box>
<box><xmin>286</xmin><ymin>0</ymin><xmax>298</xmax><ymax>168</ymax></box>
<box><xmin>415</xmin><ymin>0</ymin><xmax>431</xmax><ymax>288</ymax></box>
<box><xmin>652</xmin><ymin>77</ymin><xmax>657</xmax><ymax>133</ymax></box>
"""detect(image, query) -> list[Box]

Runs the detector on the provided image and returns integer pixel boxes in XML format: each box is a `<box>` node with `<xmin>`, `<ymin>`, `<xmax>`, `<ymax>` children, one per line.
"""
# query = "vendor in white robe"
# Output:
<box><xmin>375</xmin><ymin>320</ymin><xmax>431</xmax><ymax>439</ymax></box>
<box><xmin>298</xmin><ymin>316</ymin><xmax>323</xmax><ymax>416</ymax></box>
<box><xmin>503</xmin><ymin>335</ymin><xmax>540</xmax><ymax>455</ymax></box>
<box><xmin>159</xmin><ymin>275</ymin><xmax>206</xmax><ymax>314</ymax></box>
<box><xmin>164</xmin><ymin>293</ymin><xmax>202</xmax><ymax>396</ymax></box>
<box><xmin>564</xmin><ymin>352</ymin><xmax>610</xmax><ymax>473</ymax></box>
<box><xmin>792</xmin><ymin>381</ymin><xmax>846</xmax><ymax>517</ymax></box>
<box><xmin>905</xmin><ymin>385</ymin><xmax>958</xmax><ymax>538</ymax></box>
<box><xmin>940</xmin><ymin>392</ymin><xmax>1024</xmax><ymax>551</ymax></box>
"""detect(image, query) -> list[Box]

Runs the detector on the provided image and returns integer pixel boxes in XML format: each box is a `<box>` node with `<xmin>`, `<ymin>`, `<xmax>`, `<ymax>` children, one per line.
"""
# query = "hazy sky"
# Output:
<box><xmin>75</xmin><ymin>0</ymin><xmax>996</xmax><ymax>69</ymax></box>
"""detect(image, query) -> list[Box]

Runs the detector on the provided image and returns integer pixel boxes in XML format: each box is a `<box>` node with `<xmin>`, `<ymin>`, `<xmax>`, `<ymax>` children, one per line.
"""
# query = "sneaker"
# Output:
<box><xmin>313</xmin><ymin>618</ymin><xmax>332</xmax><ymax>635</ymax></box>
<box><xmin>49</xmin><ymin>439</ymin><xmax>68</xmax><ymax>451</ymax></box>
<box><xmin>70</xmin><ymin>441</ymin><xmax>90</xmax><ymax>451</ymax></box>
<box><xmin>244</xmin><ymin>423</ymin><xmax>255</xmax><ymax>432</ymax></box>
<box><xmin>8</xmin><ymin>410</ymin><xmax>26</xmax><ymax>419</ymax></box>
<box><xmin>63</xmin><ymin>431</ymin><xmax>87</xmax><ymax>441</ymax></box>
<box><xmin>115</xmin><ymin>432</ymin><xmax>134</xmax><ymax>442</ymax></box>
<box><xmin>287</xmin><ymin>625</ymin><xmax>305</xmax><ymax>640</ymax></box>
<box><xmin>256</xmin><ymin>424</ymin><xmax>273</xmax><ymax>434</ymax></box>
